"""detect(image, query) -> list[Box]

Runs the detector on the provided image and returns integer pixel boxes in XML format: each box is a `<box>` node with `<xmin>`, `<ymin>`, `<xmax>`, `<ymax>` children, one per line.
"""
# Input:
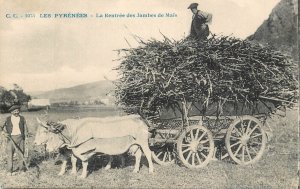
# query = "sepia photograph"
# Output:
<box><xmin>0</xmin><ymin>0</ymin><xmax>298</xmax><ymax>188</ymax></box>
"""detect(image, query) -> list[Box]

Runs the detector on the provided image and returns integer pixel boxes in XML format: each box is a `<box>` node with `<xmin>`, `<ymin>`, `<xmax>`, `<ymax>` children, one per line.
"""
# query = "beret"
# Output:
<box><xmin>8</xmin><ymin>105</ymin><xmax>21</xmax><ymax>112</ymax></box>
<box><xmin>188</xmin><ymin>3</ymin><xmax>198</xmax><ymax>9</ymax></box>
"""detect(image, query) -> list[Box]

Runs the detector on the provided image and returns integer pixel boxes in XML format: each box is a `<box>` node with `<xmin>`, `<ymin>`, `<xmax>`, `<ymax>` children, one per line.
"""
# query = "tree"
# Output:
<box><xmin>13</xmin><ymin>83</ymin><xmax>23</xmax><ymax>91</ymax></box>
<box><xmin>0</xmin><ymin>85</ymin><xmax>31</xmax><ymax>113</ymax></box>
<box><xmin>94</xmin><ymin>100</ymin><xmax>104</xmax><ymax>105</ymax></box>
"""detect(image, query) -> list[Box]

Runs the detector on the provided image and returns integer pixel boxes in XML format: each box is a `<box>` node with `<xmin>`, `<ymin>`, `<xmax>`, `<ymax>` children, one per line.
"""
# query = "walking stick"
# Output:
<box><xmin>24</xmin><ymin>123</ymin><xmax>29</xmax><ymax>159</ymax></box>
<box><xmin>5</xmin><ymin>134</ymin><xmax>29</xmax><ymax>171</ymax></box>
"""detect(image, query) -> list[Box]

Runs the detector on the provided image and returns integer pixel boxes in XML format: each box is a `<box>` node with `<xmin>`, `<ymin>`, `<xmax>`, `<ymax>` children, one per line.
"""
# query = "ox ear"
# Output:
<box><xmin>36</xmin><ymin>117</ymin><xmax>49</xmax><ymax>129</ymax></box>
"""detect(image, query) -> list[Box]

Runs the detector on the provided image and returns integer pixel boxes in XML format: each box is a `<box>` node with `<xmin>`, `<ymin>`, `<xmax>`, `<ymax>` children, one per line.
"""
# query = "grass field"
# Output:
<box><xmin>0</xmin><ymin>106</ymin><xmax>298</xmax><ymax>188</ymax></box>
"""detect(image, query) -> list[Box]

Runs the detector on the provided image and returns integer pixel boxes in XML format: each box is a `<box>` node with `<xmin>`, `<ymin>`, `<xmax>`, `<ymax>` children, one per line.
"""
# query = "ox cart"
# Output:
<box><xmin>148</xmin><ymin>99</ymin><xmax>279</xmax><ymax>168</ymax></box>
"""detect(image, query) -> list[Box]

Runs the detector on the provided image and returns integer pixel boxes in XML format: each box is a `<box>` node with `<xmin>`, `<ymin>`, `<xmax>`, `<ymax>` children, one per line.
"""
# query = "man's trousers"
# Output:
<box><xmin>6</xmin><ymin>135</ymin><xmax>24</xmax><ymax>173</ymax></box>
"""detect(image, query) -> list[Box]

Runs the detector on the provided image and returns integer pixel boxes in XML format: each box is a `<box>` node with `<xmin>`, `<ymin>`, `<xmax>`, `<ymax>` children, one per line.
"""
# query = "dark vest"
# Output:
<box><xmin>4</xmin><ymin>115</ymin><xmax>26</xmax><ymax>139</ymax></box>
<box><xmin>190</xmin><ymin>11</ymin><xmax>209</xmax><ymax>40</ymax></box>
<box><xmin>192</xmin><ymin>11</ymin><xmax>207</xmax><ymax>25</ymax></box>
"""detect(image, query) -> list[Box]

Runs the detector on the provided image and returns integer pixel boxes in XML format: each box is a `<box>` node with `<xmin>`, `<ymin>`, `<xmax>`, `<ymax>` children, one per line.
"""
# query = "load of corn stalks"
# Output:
<box><xmin>114</xmin><ymin>35</ymin><xmax>298</xmax><ymax>123</ymax></box>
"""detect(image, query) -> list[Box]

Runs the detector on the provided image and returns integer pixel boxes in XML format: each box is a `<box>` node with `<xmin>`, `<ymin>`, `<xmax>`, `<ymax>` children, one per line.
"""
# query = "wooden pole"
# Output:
<box><xmin>181</xmin><ymin>98</ymin><xmax>192</xmax><ymax>128</ymax></box>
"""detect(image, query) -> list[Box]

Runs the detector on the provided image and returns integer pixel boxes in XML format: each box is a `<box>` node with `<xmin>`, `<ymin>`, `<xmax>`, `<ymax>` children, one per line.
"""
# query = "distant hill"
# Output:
<box><xmin>30</xmin><ymin>80</ymin><xmax>115</xmax><ymax>103</ymax></box>
<box><xmin>247</xmin><ymin>0</ymin><xmax>298</xmax><ymax>61</ymax></box>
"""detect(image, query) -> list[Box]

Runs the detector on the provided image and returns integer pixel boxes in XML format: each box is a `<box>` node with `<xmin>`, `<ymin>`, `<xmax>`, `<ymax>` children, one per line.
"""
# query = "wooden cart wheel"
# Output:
<box><xmin>151</xmin><ymin>130</ymin><xmax>177</xmax><ymax>166</ymax></box>
<box><xmin>177</xmin><ymin>125</ymin><xmax>214</xmax><ymax>169</ymax></box>
<box><xmin>225</xmin><ymin>115</ymin><xmax>267</xmax><ymax>165</ymax></box>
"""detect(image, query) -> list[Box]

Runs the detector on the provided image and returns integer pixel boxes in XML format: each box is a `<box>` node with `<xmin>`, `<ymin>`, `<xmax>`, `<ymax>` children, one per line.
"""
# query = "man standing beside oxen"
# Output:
<box><xmin>0</xmin><ymin>105</ymin><xmax>28</xmax><ymax>176</ymax></box>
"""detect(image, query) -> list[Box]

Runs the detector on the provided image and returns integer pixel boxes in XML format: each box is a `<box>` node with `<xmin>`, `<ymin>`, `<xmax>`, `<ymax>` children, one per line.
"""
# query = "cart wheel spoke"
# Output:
<box><xmin>199</xmin><ymin>139</ymin><xmax>209</xmax><ymax>144</ymax></box>
<box><xmin>237</xmin><ymin>121</ymin><xmax>245</xmax><ymax>135</ymax></box>
<box><xmin>230</xmin><ymin>135</ymin><xmax>240</xmax><ymax>140</ymax></box>
<box><xmin>241</xmin><ymin>146</ymin><xmax>245</xmax><ymax>162</ymax></box>
<box><xmin>197</xmin><ymin>131</ymin><xmax>207</xmax><ymax>142</ymax></box>
<box><xmin>246</xmin><ymin>146</ymin><xmax>252</xmax><ymax>161</ymax></box>
<box><xmin>184</xmin><ymin>136</ymin><xmax>192</xmax><ymax>143</ymax></box>
<box><xmin>156</xmin><ymin>151</ymin><xmax>163</xmax><ymax>158</ymax></box>
<box><xmin>249</xmin><ymin>141</ymin><xmax>263</xmax><ymax>146</ymax></box>
<box><xmin>245</xmin><ymin>120</ymin><xmax>252</xmax><ymax>134</ymax></box>
<box><xmin>192</xmin><ymin>153</ymin><xmax>195</xmax><ymax>166</ymax></box>
<box><xmin>233</xmin><ymin>144</ymin><xmax>243</xmax><ymax>157</ymax></box>
<box><xmin>162</xmin><ymin>152</ymin><xmax>167</xmax><ymax>162</ymax></box>
<box><xmin>186</xmin><ymin>151</ymin><xmax>193</xmax><ymax>161</ymax></box>
<box><xmin>196</xmin><ymin>152</ymin><xmax>202</xmax><ymax>163</ymax></box>
<box><xmin>230</xmin><ymin>141</ymin><xmax>241</xmax><ymax>148</ymax></box>
<box><xmin>182</xmin><ymin>147</ymin><xmax>191</xmax><ymax>154</ymax></box>
<box><xmin>247</xmin><ymin>125</ymin><xmax>258</xmax><ymax>136</ymax></box>
<box><xmin>240</xmin><ymin>122</ymin><xmax>246</xmax><ymax>135</ymax></box>
<box><xmin>181</xmin><ymin>143</ymin><xmax>190</xmax><ymax>148</ymax></box>
<box><xmin>195</xmin><ymin>128</ymin><xmax>200</xmax><ymax>140</ymax></box>
<box><xmin>190</xmin><ymin>130</ymin><xmax>195</xmax><ymax>140</ymax></box>
<box><xmin>233</xmin><ymin>127</ymin><xmax>243</xmax><ymax>137</ymax></box>
<box><xmin>168</xmin><ymin>152</ymin><xmax>172</xmax><ymax>162</ymax></box>
<box><xmin>249</xmin><ymin>146</ymin><xmax>258</xmax><ymax>154</ymax></box>
<box><xmin>251</xmin><ymin>133</ymin><xmax>262</xmax><ymax>138</ymax></box>
<box><xmin>200</xmin><ymin>152</ymin><xmax>208</xmax><ymax>159</ymax></box>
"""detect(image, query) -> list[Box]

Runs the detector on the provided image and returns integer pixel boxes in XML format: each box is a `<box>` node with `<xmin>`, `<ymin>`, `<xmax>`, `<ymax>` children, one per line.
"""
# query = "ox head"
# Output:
<box><xmin>34</xmin><ymin>117</ymin><xmax>66</xmax><ymax>152</ymax></box>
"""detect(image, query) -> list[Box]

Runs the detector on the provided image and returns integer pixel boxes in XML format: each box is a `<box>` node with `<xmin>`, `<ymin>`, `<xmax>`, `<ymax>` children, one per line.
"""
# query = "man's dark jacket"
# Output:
<box><xmin>1</xmin><ymin>115</ymin><xmax>27</xmax><ymax>139</ymax></box>
<box><xmin>190</xmin><ymin>11</ymin><xmax>210</xmax><ymax>40</ymax></box>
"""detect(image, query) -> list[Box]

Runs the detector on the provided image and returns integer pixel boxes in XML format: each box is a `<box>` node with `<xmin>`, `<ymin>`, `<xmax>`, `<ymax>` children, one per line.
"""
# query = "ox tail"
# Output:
<box><xmin>80</xmin><ymin>148</ymin><xmax>96</xmax><ymax>156</ymax></box>
<box><xmin>128</xmin><ymin>144</ymin><xmax>140</xmax><ymax>155</ymax></box>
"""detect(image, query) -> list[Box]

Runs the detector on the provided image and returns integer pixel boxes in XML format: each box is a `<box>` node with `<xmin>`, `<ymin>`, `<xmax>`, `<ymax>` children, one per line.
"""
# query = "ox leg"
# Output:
<box><xmin>80</xmin><ymin>161</ymin><xmax>89</xmax><ymax>178</ymax></box>
<box><xmin>71</xmin><ymin>154</ymin><xmax>77</xmax><ymax>174</ymax></box>
<box><xmin>133</xmin><ymin>148</ymin><xmax>142</xmax><ymax>173</ymax></box>
<box><xmin>141</xmin><ymin>144</ymin><xmax>154</xmax><ymax>174</ymax></box>
<box><xmin>120</xmin><ymin>155</ymin><xmax>125</xmax><ymax>168</ymax></box>
<box><xmin>104</xmin><ymin>156</ymin><xmax>112</xmax><ymax>170</ymax></box>
<box><xmin>58</xmin><ymin>160</ymin><xmax>67</xmax><ymax>175</ymax></box>
<box><xmin>138</xmin><ymin>130</ymin><xmax>154</xmax><ymax>173</ymax></box>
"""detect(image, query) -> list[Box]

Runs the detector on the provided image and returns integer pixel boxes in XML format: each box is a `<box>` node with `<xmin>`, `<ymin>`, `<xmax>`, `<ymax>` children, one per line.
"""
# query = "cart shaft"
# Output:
<box><xmin>149</xmin><ymin>138</ymin><xmax>177</xmax><ymax>144</ymax></box>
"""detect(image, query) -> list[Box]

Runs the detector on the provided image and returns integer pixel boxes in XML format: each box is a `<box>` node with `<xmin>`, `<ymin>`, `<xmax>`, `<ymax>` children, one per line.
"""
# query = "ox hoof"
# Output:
<box><xmin>71</xmin><ymin>171</ymin><xmax>77</xmax><ymax>175</ymax></box>
<box><xmin>79</xmin><ymin>174</ymin><xmax>87</xmax><ymax>179</ymax></box>
<box><xmin>104</xmin><ymin>166</ymin><xmax>111</xmax><ymax>170</ymax></box>
<box><xmin>149</xmin><ymin>169</ymin><xmax>154</xmax><ymax>174</ymax></box>
<box><xmin>132</xmin><ymin>169</ymin><xmax>139</xmax><ymax>173</ymax></box>
<box><xmin>58</xmin><ymin>172</ymin><xmax>65</xmax><ymax>176</ymax></box>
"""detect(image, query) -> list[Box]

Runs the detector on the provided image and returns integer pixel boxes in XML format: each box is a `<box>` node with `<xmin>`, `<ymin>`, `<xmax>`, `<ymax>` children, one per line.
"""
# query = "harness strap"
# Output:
<box><xmin>58</xmin><ymin>132</ymin><xmax>71</xmax><ymax>144</ymax></box>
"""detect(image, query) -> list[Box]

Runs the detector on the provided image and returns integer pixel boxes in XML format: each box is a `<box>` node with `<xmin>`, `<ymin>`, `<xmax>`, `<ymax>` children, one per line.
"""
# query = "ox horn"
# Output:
<box><xmin>36</xmin><ymin>117</ymin><xmax>49</xmax><ymax>129</ymax></box>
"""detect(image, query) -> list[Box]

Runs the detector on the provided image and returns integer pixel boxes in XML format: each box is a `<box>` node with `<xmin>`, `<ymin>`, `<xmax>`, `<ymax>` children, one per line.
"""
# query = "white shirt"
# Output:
<box><xmin>11</xmin><ymin>115</ymin><xmax>21</xmax><ymax>135</ymax></box>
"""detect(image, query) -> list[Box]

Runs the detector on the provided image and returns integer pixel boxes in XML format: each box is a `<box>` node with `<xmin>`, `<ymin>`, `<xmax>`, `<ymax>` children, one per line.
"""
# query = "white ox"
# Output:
<box><xmin>34</xmin><ymin>115</ymin><xmax>154</xmax><ymax>178</ymax></box>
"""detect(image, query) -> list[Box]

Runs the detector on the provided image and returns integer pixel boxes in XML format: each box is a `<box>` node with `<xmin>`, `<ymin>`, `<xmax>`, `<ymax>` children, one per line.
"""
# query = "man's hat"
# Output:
<box><xmin>8</xmin><ymin>105</ymin><xmax>21</xmax><ymax>112</ymax></box>
<box><xmin>188</xmin><ymin>3</ymin><xmax>198</xmax><ymax>9</ymax></box>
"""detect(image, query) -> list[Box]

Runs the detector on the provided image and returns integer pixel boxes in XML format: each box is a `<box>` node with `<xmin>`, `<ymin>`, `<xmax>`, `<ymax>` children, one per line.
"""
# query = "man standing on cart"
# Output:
<box><xmin>1</xmin><ymin>105</ymin><xmax>28</xmax><ymax>176</ymax></box>
<box><xmin>188</xmin><ymin>3</ymin><xmax>212</xmax><ymax>40</ymax></box>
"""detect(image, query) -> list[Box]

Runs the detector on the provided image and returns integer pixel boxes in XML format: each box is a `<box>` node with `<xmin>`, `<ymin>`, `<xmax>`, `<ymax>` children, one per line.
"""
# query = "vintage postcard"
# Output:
<box><xmin>0</xmin><ymin>0</ymin><xmax>298</xmax><ymax>188</ymax></box>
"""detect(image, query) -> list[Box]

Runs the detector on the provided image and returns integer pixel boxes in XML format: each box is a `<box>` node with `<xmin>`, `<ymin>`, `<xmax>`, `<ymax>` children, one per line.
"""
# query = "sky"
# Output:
<box><xmin>0</xmin><ymin>0</ymin><xmax>280</xmax><ymax>92</ymax></box>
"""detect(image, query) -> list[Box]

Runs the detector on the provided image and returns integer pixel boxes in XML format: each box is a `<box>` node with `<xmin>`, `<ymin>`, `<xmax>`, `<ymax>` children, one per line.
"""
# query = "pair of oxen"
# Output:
<box><xmin>34</xmin><ymin>115</ymin><xmax>154</xmax><ymax>178</ymax></box>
